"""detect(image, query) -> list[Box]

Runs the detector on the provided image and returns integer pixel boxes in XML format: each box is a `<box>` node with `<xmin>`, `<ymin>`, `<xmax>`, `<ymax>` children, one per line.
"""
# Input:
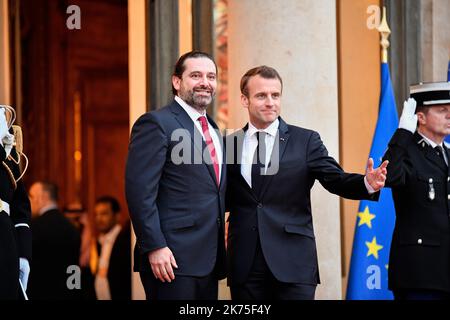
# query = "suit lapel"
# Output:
<box><xmin>415</xmin><ymin>132</ymin><xmax>448</xmax><ymax>174</ymax></box>
<box><xmin>171</xmin><ymin>101</ymin><xmax>204</xmax><ymax>154</ymax></box>
<box><xmin>443</xmin><ymin>144</ymin><xmax>450</xmax><ymax>176</ymax></box>
<box><xmin>258</xmin><ymin>118</ymin><xmax>290</xmax><ymax>199</ymax></box>
<box><xmin>170</xmin><ymin>101</ymin><xmax>221</xmax><ymax>188</ymax></box>
<box><xmin>207</xmin><ymin>114</ymin><xmax>225</xmax><ymax>190</ymax></box>
<box><xmin>236</xmin><ymin>118</ymin><xmax>290</xmax><ymax>200</ymax></box>
<box><xmin>424</xmin><ymin>147</ymin><xmax>447</xmax><ymax>173</ymax></box>
<box><xmin>231</xmin><ymin>126</ymin><xmax>258</xmax><ymax>200</ymax></box>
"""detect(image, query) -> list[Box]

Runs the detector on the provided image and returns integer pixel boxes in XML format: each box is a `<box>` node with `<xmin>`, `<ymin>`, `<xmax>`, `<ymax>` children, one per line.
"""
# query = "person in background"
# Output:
<box><xmin>86</xmin><ymin>196</ymin><xmax>131</xmax><ymax>300</ymax></box>
<box><xmin>27</xmin><ymin>181</ymin><xmax>81</xmax><ymax>300</ymax></box>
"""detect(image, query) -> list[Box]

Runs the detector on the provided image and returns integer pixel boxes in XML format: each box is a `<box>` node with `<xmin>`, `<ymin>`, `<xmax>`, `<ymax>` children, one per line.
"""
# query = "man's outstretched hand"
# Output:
<box><xmin>366</xmin><ymin>158</ymin><xmax>389</xmax><ymax>192</ymax></box>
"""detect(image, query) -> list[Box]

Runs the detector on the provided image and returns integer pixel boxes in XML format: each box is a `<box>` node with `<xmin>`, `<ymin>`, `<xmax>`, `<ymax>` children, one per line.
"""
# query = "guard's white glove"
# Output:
<box><xmin>2</xmin><ymin>133</ymin><xmax>14</xmax><ymax>157</ymax></box>
<box><xmin>0</xmin><ymin>108</ymin><xmax>15</xmax><ymax>157</ymax></box>
<box><xmin>398</xmin><ymin>98</ymin><xmax>417</xmax><ymax>133</ymax></box>
<box><xmin>19</xmin><ymin>258</ymin><xmax>30</xmax><ymax>291</ymax></box>
<box><xmin>0</xmin><ymin>107</ymin><xmax>8</xmax><ymax>142</ymax></box>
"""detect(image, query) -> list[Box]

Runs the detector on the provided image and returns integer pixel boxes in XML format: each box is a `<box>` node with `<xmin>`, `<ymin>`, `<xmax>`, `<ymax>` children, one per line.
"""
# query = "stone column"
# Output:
<box><xmin>0</xmin><ymin>0</ymin><xmax>11</xmax><ymax>104</ymax></box>
<box><xmin>148</xmin><ymin>0</ymin><xmax>179</xmax><ymax>110</ymax></box>
<box><xmin>421</xmin><ymin>0</ymin><xmax>450</xmax><ymax>82</ymax></box>
<box><xmin>227</xmin><ymin>0</ymin><xmax>341</xmax><ymax>299</ymax></box>
<box><xmin>129</xmin><ymin>0</ymin><xmax>147</xmax><ymax>300</ymax></box>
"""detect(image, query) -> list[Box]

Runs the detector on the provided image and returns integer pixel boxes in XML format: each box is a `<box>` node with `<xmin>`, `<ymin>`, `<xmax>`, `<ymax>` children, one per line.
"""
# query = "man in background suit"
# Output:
<box><xmin>28</xmin><ymin>181</ymin><xmax>81</xmax><ymax>300</ymax></box>
<box><xmin>225</xmin><ymin>66</ymin><xmax>388</xmax><ymax>300</ymax></box>
<box><xmin>126</xmin><ymin>51</ymin><xmax>226</xmax><ymax>300</ymax></box>
<box><xmin>86</xmin><ymin>196</ymin><xmax>131</xmax><ymax>300</ymax></box>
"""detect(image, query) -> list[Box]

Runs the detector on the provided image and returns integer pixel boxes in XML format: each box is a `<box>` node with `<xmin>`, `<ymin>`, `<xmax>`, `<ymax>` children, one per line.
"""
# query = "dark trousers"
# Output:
<box><xmin>231</xmin><ymin>238</ymin><xmax>316</xmax><ymax>300</ymax></box>
<box><xmin>394</xmin><ymin>289</ymin><xmax>450</xmax><ymax>300</ymax></box>
<box><xmin>139</xmin><ymin>270</ymin><xmax>218</xmax><ymax>300</ymax></box>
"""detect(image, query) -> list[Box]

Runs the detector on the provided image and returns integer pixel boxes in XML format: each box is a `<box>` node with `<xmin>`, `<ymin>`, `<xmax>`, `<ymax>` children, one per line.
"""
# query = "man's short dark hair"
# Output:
<box><xmin>40</xmin><ymin>181</ymin><xmax>59</xmax><ymax>202</ymax></box>
<box><xmin>240</xmin><ymin>65</ymin><xmax>283</xmax><ymax>97</ymax></box>
<box><xmin>96</xmin><ymin>196</ymin><xmax>121</xmax><ymax>214</ymax></box>
<box><xmin>416</xmin><ymin>105</ymin><xmax>430</xmax><ymax>115</ymax></box>
<box><xmin>171</xmin><ymin>51</ymin><xmax>217</xmax><ymax>95</ymax></box>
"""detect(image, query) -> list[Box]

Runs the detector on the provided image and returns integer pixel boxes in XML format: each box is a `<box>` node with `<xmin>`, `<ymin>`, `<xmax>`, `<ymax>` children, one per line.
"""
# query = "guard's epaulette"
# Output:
<box><xmin>417</xmin><ymin>138</ymin><xmax>428</xmax><ymax>148</ymax></box>
<box><xmin>3</xmin><ymin>125</ymin><xmax>28</xmax><ymax>186</ymax></box>
<box><xmin>12</xmin><ymin>125</ymin><xmax>23</xmax><ymax>155</ymax></box>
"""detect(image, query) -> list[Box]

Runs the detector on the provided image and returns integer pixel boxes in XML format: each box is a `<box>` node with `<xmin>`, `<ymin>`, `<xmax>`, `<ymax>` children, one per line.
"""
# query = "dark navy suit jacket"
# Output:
<box><xmin>225</xmin><ymin>118</ymin><xmax>378</xmax><ymax>286</ymax></box>
<box><xmin>383</xmin><ymin>129</ymin><xmax>450</xmax><ymax>292</ymax></box>
<box><xmin>126</xmin><ymin>100</ymin><xmax>226</xmax><ymax>280</ymax></box>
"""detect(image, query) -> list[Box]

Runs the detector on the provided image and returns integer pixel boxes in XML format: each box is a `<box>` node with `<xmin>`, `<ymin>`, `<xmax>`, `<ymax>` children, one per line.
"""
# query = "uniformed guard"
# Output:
<box><xmin>0</xmin><ymin>105</ymin><xmax>32</xmax><ymax>300</ymax></box>
<box><xmin>383</xmin><ymin>81</ymin><xmax>450</xmax><ymax>300</ymax></box>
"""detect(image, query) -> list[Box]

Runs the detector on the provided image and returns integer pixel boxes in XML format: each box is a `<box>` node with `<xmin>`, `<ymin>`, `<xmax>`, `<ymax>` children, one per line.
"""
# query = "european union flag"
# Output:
<box><xmin>447</xmin><ymin>59</ymin><xmax>450</xmax><ymax>81</ymax></box>
<box><xmin>445</xmin><ymin>60</ymin><xmax>450</xmax><ymax>144</ymax></box>
<box><xmin>346</xmin><ymin>63</ymin><xmax>398</xmax><ymax>300</ymax></box>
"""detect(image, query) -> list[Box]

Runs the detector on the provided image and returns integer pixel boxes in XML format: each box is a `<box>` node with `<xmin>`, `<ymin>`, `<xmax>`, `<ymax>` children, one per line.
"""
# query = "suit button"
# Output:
<box><xmin>257</xmin><ymin>203</ymin><xmax>263</xmax><ymax>208</ymax></box>
<box><xmin>252</xmin><ymin>226</ymin><xmax>257</xmax><ymax>231</ymax></box>
<box><xmin>417</xmin><ymin>239</ymin><xmax>422</xmax><ymax>245</ymax></box>
<box><xmin>217</xmin><ymin>218</ymin><xmax>221</xmax><ymax>226</ymax></box>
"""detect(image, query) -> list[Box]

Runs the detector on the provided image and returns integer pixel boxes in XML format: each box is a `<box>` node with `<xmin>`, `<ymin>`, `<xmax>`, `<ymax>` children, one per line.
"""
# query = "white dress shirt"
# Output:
<box><xmin>95</xmin><ymin>224</ymin><xmax>122</xmax><ymax>300</ymax></box>
<box><xmin>38</xmin><ymin>203</ymin><xmax>58</xmax><ymax>216</ymax></box>
<box><xmin>241</xmin><ymin>119</ymin><xmax>279</xmax><ymax>188</ymax></box>
<box><xmin>175</xmin><ymin>96</ymin><xmax>222</xmax><ymax>181</ymax></box>
<box><xmin>240</xmin><ymin>119</ymin><xmax>375</xmax><ymax>193</ymax></box>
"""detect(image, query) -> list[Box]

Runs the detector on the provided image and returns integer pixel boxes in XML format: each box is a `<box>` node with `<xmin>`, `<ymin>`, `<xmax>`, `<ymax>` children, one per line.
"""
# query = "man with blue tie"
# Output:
<box><xmin>225</xmin><ymin>65</ymin><xmax>388</xmax><ymax>300</ymax></box>
<box><xmin>125</xmin><ymin>51</ymin><xmax>226</xmax><ymax>300</ymax></box>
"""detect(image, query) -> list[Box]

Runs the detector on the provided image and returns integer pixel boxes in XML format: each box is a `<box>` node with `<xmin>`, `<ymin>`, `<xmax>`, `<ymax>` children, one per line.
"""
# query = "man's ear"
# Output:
<box><xmin>417</xmin><ymin>111</ymin><xmax>426</xmax><ymax>126</ymax></box>
<box><xmin>241</xmin><ymin>94</ymin><xmax>249</xmax><ymax>108</ymax></box>
<box><xmin>172</xmin><ymin>75</ymin><xmax>181</xmax><ymax>92</ymax></box>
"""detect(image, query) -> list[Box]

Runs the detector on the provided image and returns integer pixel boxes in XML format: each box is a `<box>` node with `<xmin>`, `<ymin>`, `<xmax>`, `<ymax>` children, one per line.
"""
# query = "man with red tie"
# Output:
<box><xmin>126</xmin><ymin>51</ymin><xmax>226</xmax><ymax>300</ymax></box>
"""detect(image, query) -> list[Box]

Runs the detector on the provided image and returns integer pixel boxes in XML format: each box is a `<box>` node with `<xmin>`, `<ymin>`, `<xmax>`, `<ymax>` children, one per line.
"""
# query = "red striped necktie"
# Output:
<box><xmin>198</xmin><ymin>116</ymin><xmax>220</xmax><ymax>186</ymax></box>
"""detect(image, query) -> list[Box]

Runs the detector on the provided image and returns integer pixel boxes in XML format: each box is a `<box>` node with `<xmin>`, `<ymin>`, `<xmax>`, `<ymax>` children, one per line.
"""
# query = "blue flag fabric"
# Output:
<box><xmin>346</xmin><ymin>63</ymin><xmax>398</xmax><ymax>300</ymax></box>
<box><xmin>448</xmin><ymin>59</ymin><xmax>450</xmax><ymax>81</ymax></box>
<box><xmin>445</xmin><ymin>60</ymin><xmax>450</xmax><ymax>144</ymax></box>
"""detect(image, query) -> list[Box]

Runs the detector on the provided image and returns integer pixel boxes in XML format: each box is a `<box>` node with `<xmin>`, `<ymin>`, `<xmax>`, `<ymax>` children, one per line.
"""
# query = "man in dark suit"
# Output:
<box><xmin>383</xmin><ymin>82</ymin><xmax>450</xmax><ymax>300</ymax></box>
<box><xmin>225</xmin><ymin>66</ymin><xmax>388</xmax><ymax>300</ymax></box>
<box><xmin>27</xmin><ymin>181</ymin><xmax>81</xmax><ymax>300</ymax></box>
<box><xmin>0</xmin><ymin>106</ymin><xmax>31</xmax><ymax>300</ymax></box>
<box><xmin>86</xmin><ymin>196</ymin><xmax>131</xmax><ymax>300</ymax></box>
<box><xmin>125</xmin><ymin>51</ymin><xmax>226</xmax><ymax>300</ymax></box>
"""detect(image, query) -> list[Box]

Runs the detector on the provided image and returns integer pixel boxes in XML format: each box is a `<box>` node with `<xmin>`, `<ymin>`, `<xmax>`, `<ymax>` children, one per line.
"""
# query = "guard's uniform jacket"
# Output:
<box><xmin>383</xmin><ymin>128</ymin><xmax>450</xmax><ymax>292</ymax></box>
<box><xmin>0</xmin><ymin>144</ymin><xmax>32</xmax><ymax>299</ymax></box>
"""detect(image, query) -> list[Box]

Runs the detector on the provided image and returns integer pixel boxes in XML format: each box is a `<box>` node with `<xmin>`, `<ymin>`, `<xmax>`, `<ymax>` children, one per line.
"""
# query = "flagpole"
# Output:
<box><xmin>346</xmin><ymin>6</ymin><xmax>398</xmax><ymax>300</ymax></box>
<box><xmin>377</xmin><ymin>7</ymin><xmax>391</xmax><ymax>63</ymax></box>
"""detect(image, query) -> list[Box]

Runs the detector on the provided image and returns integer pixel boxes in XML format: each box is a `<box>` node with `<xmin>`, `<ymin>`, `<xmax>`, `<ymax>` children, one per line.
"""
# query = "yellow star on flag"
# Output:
<box><xmin>357</xmin><ymin>206</ymin><xmax>375</xmax><ymax>228</ymax></box>
<box><xmin>366</xmin><ymin>236</ymin><xmax>383</xmax><ymax>260</ymax></box>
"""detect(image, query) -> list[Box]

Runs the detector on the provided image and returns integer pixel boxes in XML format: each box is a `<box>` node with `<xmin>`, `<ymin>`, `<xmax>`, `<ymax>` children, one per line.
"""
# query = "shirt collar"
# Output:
<box><xmin>175</xmin><ymin>96</ymin><xmax>207</xmax><ymax>123</ymax></box>
<box><xmin>247</xmin><ymin>118</ymin><xmax>279</xmax><ymax>138</ymax></box>
<box><xmin>417</xmin><ymin>131</ymin><xmax>443</xmax><ymax>149</ymax></box>
<box><xmin>39</xmin><ymin>203</ymin><xmax>58</xmax><ymax>216</ymax></box>
<box><xmin>98</xmin><ymin>224</ymin><xmax>122</xmax><ymax>245</ymax></box>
